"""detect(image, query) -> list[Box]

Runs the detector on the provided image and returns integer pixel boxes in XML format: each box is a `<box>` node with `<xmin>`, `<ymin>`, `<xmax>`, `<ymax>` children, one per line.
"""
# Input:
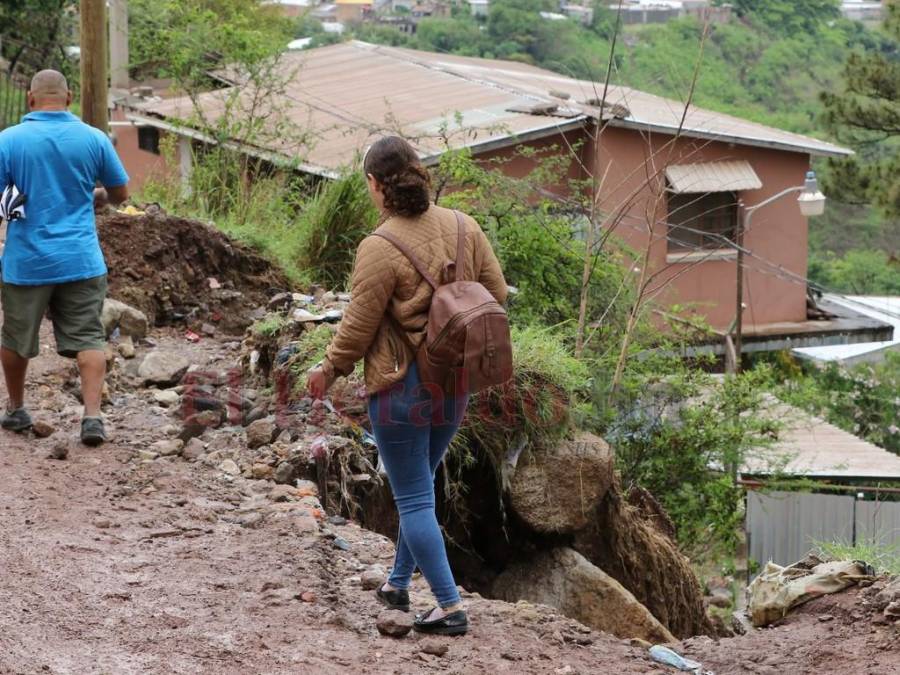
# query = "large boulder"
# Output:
<box><xmin>509</xmin><ymin>432</ymin><xmax>614</xmax><ymax>534</ymax></box>
<box><xmin>101</xmin><ymin>298</ymin><xmax>149</xmax><ymax>340</ymax></box>
<box><xmin>573</xmin><ymin>478</ymin><xmax>715</xmax><ymax>638</ymax></box>
<box><xmin>493</xmin><ymin>547</ymin><xmax>676</xmax><ymax>644</ymax></box>
<box><xmin>138</xmin><ymin>351</ymin><xmax>190</xmax><ymax>386</ymax></box>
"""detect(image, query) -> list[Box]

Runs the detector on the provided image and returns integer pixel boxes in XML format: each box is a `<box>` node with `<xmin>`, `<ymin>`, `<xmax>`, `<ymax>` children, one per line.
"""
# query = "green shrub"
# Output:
<box><xmin>808</xmin><ymin>249</ymin><xmax>900</xmax><ymax>295</ymax></box>
<box><xmin>607</xmin><ymin>367</ymin><xmax>780</xmax><ymax>556</ymax></box>
<box><xmin>765</xmin><ymin>352</ymin><xmax>900</xmax><ymax>454</ymax></box>
<box><xmin>296</xmin><ymin>172</ymin><xmax>379</xmax><ymax>289</ymax></box>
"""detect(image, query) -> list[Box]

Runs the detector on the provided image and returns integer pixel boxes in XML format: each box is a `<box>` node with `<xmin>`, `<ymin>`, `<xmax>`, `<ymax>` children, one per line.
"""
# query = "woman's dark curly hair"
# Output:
<box><xmin>364</xmin><ymin>136</ymin><xmax>432</xmax><ymax>217</ymax></box>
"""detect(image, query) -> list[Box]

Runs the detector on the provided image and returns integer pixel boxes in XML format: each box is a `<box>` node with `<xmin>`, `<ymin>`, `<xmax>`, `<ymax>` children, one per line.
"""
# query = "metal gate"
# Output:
<box><xmin>747</xmin><ymin>490</ymin><xmax>900</xmax><ymax>567</ymax></box>
<box><xmin>0</xmin><ymin>71</ymin><xmax>27</xmax><ymax>130</ymax></box>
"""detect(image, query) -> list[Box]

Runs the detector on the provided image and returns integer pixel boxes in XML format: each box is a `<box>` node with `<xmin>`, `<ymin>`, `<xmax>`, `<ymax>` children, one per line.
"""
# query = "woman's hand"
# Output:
<box><xmin>307</xmin><ymin>364</ymin><xmax>335</xmax><ymax>400</ymax></box>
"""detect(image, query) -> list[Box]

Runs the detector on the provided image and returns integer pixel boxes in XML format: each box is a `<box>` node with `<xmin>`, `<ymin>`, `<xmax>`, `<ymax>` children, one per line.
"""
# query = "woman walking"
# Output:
<box><xmin>307</xmin><ymin>136</ymin><xmax>507</xmax><ymax>636</ymax></box>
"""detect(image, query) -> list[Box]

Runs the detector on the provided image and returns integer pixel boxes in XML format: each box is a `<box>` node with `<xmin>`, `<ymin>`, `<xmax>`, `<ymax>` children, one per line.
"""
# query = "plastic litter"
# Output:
<box><xmin>649</xmin><ymin>645</ymin><xmax>703</xmax><ymax>673</ymax></box>
<box><xmin>275</xmin><ymin>343</ymin><xmax>299</xmax><ymax>367</ymax></box>
<box><xmin>322</xmin><ymin>309</ymin><xmax>343</xmax><ymax>322</ymax></box>
<box><xmin>185</xmin><ymin>330</ymin><xmax>201</xmax><ymax>343</ymax></box>
<box><xmin>748</xmin><ymin>555</ymin><xmax>873</xmax><ymax>627</ymax></box>
<box><xmin>292</xmin><ymin>308</ymin><xmax>324</xmax><ymax>323</ymax></box>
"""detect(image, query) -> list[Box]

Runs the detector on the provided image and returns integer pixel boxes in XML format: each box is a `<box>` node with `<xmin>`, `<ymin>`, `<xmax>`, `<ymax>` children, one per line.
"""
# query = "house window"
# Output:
<box><xmin>667</xmin><ymin>190</ymin><xmax>737</xmax><ymax>251</ymax></box>
<box><xmin>138</xmin><ymin>126</ymin><xmax>160</xmax><ymax>155</ymax></box>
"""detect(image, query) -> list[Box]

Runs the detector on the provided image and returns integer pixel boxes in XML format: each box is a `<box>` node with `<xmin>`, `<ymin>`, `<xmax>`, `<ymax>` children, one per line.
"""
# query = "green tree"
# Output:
<box><xmin>130</xmin><ymin>0</ymin><xmax>308</xmax><ymax>226</ymax></box>
<box><xmin>822</xmin><ymin>3</ymin><xmax>900</xmax><ymax>219</ymax></box>
<box><xmin>129</xmin><ymin>0</ymin><xmax>293</xmax><ymax>84</ymax></box>
<box><xmin>0</xmin><ymin>0</ymin><xmax>76</xmax><ymax>76</ymax></box>
<box><xmin>808</xmin><ymin>249</ymin><xmax>900</xmax><ymax>294</ymax></box>
<box><xmin>726</xmin><ymin>0</ymin><xmax>840</xmax><ymax>34</ymax></box>
<box><xmin>415</xmin><ymin>18</ymin><xmax>485</xmax><ymax>55</ymax></box>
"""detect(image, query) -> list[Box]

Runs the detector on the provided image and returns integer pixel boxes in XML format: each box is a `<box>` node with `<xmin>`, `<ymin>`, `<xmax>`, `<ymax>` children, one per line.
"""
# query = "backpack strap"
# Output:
<box><xmin>453</xmin><ymin>210</ymin><xmax>466</xmax><ymax>283</ymax></box>
<box><xmin>372</xmin><ymin>228</ymin><xmax>439</xmax><ymax>290</ymax></box>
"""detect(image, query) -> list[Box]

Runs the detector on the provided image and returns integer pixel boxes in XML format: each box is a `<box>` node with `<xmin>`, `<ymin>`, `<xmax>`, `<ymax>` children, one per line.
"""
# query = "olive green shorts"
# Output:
<box><xmin>1</xmin><ymin>274</ymin><xmax>108</xmax><ymax>359</ymax></box>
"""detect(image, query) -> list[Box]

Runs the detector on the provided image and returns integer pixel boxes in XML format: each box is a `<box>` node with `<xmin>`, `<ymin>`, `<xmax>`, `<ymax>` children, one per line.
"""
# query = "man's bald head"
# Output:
<box><xmin>28</xmin><ymin>70</ymin><xmax>72</xmax><ymax>110</ymax></box>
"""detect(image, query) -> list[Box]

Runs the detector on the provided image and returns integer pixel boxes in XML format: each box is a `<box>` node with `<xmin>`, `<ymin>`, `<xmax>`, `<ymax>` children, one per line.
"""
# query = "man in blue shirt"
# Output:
<box><xmin>0</xmin><ymin>69</ymin><xmax>129</xmax><ymax>446</ymax></box>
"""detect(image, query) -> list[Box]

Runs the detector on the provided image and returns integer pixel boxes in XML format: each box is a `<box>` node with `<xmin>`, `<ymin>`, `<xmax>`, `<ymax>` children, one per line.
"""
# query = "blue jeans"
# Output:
<box><xmin>368</xmin><ymin>363</ymin><xmax>468</xmax><ymax>608</ymax></box>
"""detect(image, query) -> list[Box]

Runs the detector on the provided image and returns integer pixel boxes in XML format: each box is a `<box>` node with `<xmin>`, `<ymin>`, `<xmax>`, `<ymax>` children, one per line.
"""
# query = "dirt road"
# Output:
<box><xmin>0</xmin><ymin>323</ymin><xmax>658</xmax><ymax>674</ymax></box>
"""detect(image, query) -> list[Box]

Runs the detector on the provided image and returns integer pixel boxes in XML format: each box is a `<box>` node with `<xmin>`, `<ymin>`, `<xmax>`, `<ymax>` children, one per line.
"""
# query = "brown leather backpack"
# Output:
<box><xmin>374</xmin><ymin>211</ymin><xmax>513</xmax><ymax>394</ymax></box>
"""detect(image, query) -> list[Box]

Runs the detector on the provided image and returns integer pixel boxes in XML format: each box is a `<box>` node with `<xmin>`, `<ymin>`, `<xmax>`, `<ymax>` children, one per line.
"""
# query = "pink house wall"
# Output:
<box><xmin>112</xmin><ymin>109</ymin><xmax>174</xmax><ymax>194</ymax></box>
<box><xmin>593</xmin><ymin>127</ymin><xmax>810</xmax><ymax>331</ymax></box>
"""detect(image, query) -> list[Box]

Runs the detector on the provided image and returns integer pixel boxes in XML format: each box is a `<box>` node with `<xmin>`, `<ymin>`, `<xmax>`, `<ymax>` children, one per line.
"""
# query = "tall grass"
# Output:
<box><xmin>816</xmin><ymin>540</ymin><xmax>900</xmax><ymax>575</ymax></box>
<box><xmin>456</xmin><ymin>325</ymin><xmax>592</xmax><ymax>468</ymax></box>
<box><xmin>295</xmin><ymin>171</ymin><xmax>378</xmax><ymax>289</ymax></box>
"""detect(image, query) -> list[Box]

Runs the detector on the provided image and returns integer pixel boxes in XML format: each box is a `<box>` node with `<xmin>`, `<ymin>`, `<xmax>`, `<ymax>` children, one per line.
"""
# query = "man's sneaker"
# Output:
<box><xmin>81</xmin><ymin>417</ymin><xmax>107</xmax><ymax>446</ymax></box>
<box><xmin>1</xmin><ymin>407</ymin><xmax>33</xmax><ymax>432</ymax></box>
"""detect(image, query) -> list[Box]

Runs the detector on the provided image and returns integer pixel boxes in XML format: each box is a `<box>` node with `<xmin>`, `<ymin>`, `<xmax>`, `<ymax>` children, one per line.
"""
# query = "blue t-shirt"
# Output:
<box><xmin>0</xmin><ymin>110</ymin><xmax>129</xmax><ymax>285</ymax></box>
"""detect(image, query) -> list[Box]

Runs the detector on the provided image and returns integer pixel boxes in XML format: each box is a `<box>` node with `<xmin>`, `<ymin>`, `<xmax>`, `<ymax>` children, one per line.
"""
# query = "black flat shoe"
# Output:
<box><xmin>413</xmin><ymin>608</ymin><xmax>468</xmax><ymax>636</ymax></box>
<box><xmin>375</xmin><ymin>585</ymin><xmax>410</xmax><ymax>612</ymax></box>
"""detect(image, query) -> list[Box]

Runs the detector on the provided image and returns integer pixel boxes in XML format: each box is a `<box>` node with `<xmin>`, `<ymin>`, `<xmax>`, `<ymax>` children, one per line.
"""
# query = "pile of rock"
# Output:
<box><xmin>491</xmin><ymin>432</ymin><xmax>712</xmax><ymax>643</ymax></box>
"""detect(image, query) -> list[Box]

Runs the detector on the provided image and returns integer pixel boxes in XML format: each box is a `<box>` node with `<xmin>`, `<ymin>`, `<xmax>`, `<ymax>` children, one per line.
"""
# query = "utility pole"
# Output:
<box><xmin>80</xmin><ymin>0</ymin><xmax>108</xmax><ymax>131</ymax></box>
<box><xmin>109</xmin><ymin>0</ymin><xmax>129</xmax><ymax>92</ymax></box>
<box><xmin>733</xmin><ymin>203</ymin><xmax>746</xmax><ymax>373</ymax></box>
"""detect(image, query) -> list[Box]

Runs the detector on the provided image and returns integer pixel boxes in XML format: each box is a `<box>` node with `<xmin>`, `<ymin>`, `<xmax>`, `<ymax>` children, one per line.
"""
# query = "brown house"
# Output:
<box><xmin>116</xmin><ymin>42</ymin><xmax>892</xmax><ymax>353</ymax></box>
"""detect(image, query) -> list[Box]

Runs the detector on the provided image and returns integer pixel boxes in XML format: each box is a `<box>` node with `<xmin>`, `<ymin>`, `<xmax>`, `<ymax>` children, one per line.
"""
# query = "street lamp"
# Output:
<box><xmin>731</xmin><ymin>170</ymin><xmax>827</xmax><ymax>372</ymax></box>
<box><xmin>797</xmin><ymin>171</ymin><xmax>826</xmax><ymax>217</ymax></box>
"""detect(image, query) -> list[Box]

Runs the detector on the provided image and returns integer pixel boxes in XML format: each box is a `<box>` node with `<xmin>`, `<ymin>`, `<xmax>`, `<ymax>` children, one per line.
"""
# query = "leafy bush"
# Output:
<box><xmin>765</xmin><ymin>352</ymin><xmax>900</xmax><ymax>454</ymax></box>
<box><xmin>607</xmin><ymin>366</ymin><xmax>780</xmax><ymax>556</ymax></box>
<box><xmin>435</xmin><ymin>148</ymin><xmax>634</xmax><ymax>337</ymax></box>
<box><xmin>808</xmin><ymin>249</ymin><xmax>900</xmax><ymax>295</ymax></box>
<box><xmin>295</xmin><ymin>172</ymin><xmax>379</xmax><ymax>289</ymax></box>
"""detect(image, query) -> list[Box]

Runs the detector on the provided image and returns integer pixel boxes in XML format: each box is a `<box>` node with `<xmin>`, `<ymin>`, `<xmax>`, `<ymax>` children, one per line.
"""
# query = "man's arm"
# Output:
<box><xmin>96</xmin><ymin>133</ymin><xmax>130</xmax><ymax>207</ymax></box>
<box><xmin>93</xmin><ymin>185</ymin><xmax>128</xmax><ymax>211</ymax></box>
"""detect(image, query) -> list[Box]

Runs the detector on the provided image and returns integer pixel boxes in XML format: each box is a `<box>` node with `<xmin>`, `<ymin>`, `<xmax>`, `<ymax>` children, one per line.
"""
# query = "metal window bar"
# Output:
<box><xmin>0</xmin><ymin>70</ymin><xmax>28</xmax><ymax>131</ymax></box>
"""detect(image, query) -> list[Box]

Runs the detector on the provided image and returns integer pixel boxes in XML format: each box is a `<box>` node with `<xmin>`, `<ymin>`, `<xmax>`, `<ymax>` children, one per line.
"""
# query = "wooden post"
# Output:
<box><xmin>80</xmin><ymin>0</ymin><xmax>108</xmax><ymax>131</ymax></box>
<box><xmin>109</xmin><ymin>0</ymin><xmax>129</xmax><ymax>92</ymax></box>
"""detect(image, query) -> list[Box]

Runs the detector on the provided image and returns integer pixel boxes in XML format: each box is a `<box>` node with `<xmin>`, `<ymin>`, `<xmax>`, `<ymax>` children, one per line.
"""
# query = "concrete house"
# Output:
<box><xmin>115</xmin><ymin>42</ymin><xmax>892</xmax><ymax>353</ymax></box>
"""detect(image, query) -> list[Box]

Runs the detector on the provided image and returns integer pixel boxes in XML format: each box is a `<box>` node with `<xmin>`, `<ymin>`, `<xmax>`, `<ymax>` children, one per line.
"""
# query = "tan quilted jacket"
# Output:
<box><xmin>322</xmin><ymin>204</ymin><xmax>508</xmax><ymax>394</ymax></box>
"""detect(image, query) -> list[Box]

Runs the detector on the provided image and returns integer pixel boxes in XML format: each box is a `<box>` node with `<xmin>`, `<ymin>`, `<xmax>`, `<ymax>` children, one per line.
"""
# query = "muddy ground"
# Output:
<box><xmin>0</xmin><ymin>319</ymin><xmax>897</xmax><ymax>674</ymax></box>
<box><xmin>0</xmin><ymin>320</ymin><xmax>660</xmax><ymax>674</ymax></box>
<box><xmin>98</xmin><ymin>210</ymin><xmax>290</xmax><ymax>332</ymax></box>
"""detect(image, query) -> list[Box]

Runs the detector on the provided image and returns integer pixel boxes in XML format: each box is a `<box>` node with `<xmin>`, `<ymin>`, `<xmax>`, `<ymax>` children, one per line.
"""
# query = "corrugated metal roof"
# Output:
<box><xmin>793</xmin><ymin>295</ymin><xmax>900</xmax><ymax>365</ymax></box>
<box><xmin>742</xmin><ymin>397</ymin><xmax>900</xmax><ymax>480</ymax></box>
<box><xmin>130</xmin><ymin>41</ymin><xmax>852</xmax><ymax>176</ymax></box>
<box><xmin>665</xmin><ymin>160</ymin><xmax>762</xmax><ymax>193</ymax></box>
